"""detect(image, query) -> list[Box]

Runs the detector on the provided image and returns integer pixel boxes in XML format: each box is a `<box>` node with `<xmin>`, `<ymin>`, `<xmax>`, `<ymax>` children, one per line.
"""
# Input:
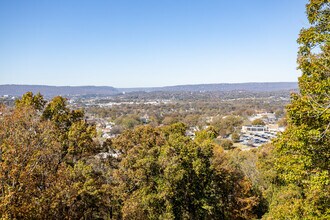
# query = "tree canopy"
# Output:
<box><xmin>1</xmin><ymin>1</ymin><xmax>328</xmax><ymax>219</ymax></box>
<box><xmin>1</xmin><ymin>93</ymin><xmax>111</xmax><ymax>219</ymax></box>
<box><xmin>264</xmin><ymin>0</ymin><xmax>330</xmax><ymax>218</ymax></box>
<box><xmin>0</xmin><ymin>92</ymin><xmax>266</xmax><ymax>219</ymax></box>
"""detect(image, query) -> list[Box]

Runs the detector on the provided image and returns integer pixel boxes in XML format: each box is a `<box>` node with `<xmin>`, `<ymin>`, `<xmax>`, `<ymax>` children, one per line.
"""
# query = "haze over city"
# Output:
<box><xmin>0</xmin><ymin>0</ymin><xmax>306</xmax><ymax>87</ymax></box>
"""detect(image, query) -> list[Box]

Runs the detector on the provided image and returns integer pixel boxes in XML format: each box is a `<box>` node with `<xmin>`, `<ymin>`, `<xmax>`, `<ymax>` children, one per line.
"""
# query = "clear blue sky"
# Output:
<box><xmin>0</xmin><ymin>0</ymin><xmax>307</xmax><ymax>87</ymax></box>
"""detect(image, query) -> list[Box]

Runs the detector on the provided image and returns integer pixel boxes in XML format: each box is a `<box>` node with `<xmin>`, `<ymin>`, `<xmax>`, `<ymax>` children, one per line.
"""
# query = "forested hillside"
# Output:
<box><xmin>0</xmin><ymin>92</ymin><xmax>266</xmax><ymax>219</ymax></box>
<box><xmin>0</xmin><ymin>82</ymin><xmax>297</xmax><ymax>97</ymax></box>
<box><xmin>0</xmin><ymin>0</ymin><xmax>329</xmax><ymax>219</ymax></box>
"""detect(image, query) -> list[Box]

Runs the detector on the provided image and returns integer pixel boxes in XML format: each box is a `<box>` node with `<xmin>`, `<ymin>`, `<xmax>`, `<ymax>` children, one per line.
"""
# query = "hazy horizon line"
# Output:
<box><xmin>0</xmin><ymin>81</ymin><xmax>298</xmax><ymax>89</ymax></box>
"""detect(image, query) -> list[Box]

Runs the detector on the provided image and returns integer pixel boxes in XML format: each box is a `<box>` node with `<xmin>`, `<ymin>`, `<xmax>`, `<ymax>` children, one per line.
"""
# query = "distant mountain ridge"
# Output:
<box><xmin>118</xmin><ymin>82</ymin><xmax>298</xmax><ymax>93</ymax></box>
<box><xmin>0</xmin><ymin>85</ymin><xmax>119</xmax><ymax>97</ymax></box>
<box><xmin>0</xmin><ymin>82</ymin><xmax>298</xmax><ymax>97</ymax></box>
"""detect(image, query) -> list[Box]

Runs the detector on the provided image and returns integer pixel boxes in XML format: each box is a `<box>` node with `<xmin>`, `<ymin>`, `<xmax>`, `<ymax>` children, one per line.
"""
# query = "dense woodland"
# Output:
<box><xmin>0</xmin><ymin>0</ymin><xmax>329</xmax><ymax>219</ymax></box>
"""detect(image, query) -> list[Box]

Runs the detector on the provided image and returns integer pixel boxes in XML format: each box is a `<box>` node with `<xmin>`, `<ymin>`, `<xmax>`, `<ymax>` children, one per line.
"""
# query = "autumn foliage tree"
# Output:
<box><xmin>1</xmin><ymin>92</ymin><xmax>269</xmax><ymax>219</ymax></box>
<box><xmin>110</xmin><ymin>123</ymin><xmax>262</xmax><ymax>219</ymax></box>
<box><xmin>0</xmin><ymin>93</ymin><xmax>111</xmax><ymax>219</ymax></box>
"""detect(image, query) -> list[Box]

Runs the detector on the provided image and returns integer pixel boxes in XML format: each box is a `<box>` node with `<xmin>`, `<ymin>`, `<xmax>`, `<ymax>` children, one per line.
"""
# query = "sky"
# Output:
<box><xmin>0</xmin><ymin>0</ymin><xmax>308</xmax><ymax>88</ymax></box>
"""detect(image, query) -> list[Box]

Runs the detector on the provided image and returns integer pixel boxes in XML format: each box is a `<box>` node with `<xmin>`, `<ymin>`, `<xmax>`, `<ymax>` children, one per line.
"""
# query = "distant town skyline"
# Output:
<box><xmin>0</xmin><ymin>0</ymin><xmax>307</xmax><ymax>87</ymax></box>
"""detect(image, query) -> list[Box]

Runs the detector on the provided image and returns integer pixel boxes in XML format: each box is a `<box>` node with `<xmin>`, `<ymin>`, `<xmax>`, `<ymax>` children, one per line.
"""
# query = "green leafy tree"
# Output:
<box><xmin>111</xmin><ymin>124</ymin><xmax>261</xmax><ymax>219</ymax></box>
<box><xmin>212</xmin><ymin>115</ymin><xmax>243</xmax><ymax>137</ymax></box>
<box><xmin>251</xmin><ymin>118</ymin><xmax>265</xmax><ymax>126</ymax></box>
<box><xmin>42</xmin><ymin>96</ymin><xmax>98</xmax><ymax>165</ymax></box>
<box><xmin>231</xmin><ymin>132</ymin><xmax>240</xmax><ymax>143</ymax></box>
<box><xmin>265</xmin><ymin>1</ymin><xmax>330</xmax><ymax>218</ymax></box>
<box><xmin>217</xmin><ymin>138</ymin><xmax>234</xmax><ymax>150</ymax></box>
<box><xmin>42</xmin><ymin>96</ymin><xmax>84</xmax><ymax>132</ymax></box>
<box><xmin>162</xmin><ymin>116</ymin><xmax>179</xmax><ymax>125</ymax></box>
<box><xmin>67</xmin><ymin>120</ymin><xmax>98</xmax><ymax>163</ymax></box>
<box><xmin>114</xmin><ymin>114</ymin><xmax>142</xmax><ymax>130</ymax></box>
<box><xmin>15</xmin><ymin>91</ymin><xmax>46</xmax><ymax>111</ymax></box>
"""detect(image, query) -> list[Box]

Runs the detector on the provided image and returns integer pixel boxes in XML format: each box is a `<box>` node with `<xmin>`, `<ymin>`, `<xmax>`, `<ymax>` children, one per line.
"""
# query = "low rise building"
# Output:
<box><xmin>241</xmin><ymin>125</ymin><xmax>269</xmax><ymax>133</ymax></box>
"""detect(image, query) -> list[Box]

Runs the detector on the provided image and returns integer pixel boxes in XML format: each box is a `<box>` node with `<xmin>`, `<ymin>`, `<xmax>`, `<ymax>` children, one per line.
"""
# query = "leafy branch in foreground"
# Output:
<box><xmin>263</xmin><ymin>0</ymin><xmax>330</xmax><ymax>219</ymax></box>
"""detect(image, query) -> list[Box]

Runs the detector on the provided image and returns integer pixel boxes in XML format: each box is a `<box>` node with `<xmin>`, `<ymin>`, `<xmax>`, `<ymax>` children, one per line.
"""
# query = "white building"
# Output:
<box><xmin>241</xmin><ymin>125</ymin><xmax>268</xmax><ymax>133</ymax></box>
<box><xmin>241</xmin><ymin>124</ymin><xmax>283</xmax><ymax>134</ymax></box>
